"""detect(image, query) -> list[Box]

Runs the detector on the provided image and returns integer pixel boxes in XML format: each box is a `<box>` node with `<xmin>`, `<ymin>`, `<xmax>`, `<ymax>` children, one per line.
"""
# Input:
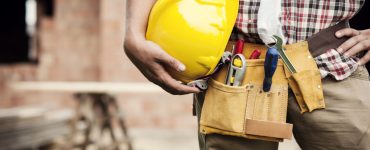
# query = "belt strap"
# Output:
<box><xmin>307</xmin><ymin>21</ymin><xmax>350</xmax><ymax>57</ymax></box>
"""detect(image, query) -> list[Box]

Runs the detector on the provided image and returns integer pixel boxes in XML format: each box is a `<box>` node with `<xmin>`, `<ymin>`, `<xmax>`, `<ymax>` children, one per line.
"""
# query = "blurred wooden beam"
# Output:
<box><xmin>8</xmin><ymin>81</ymin><xmax>165</xmax><ymax>93</ymax></box>
<box><xmin>0</xmin><ymin>107</ymin><xmax>74</xmax><ymax>149</ymax></box>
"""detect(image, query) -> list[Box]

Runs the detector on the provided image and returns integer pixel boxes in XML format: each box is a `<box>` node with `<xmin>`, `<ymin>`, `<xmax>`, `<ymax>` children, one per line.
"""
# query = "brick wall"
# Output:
<box><xmin>0</xmin><ymin>65</ymin><xmax>37</xmax><ymax>107</ymax></box>
<box><xmin>39</xmin><ymin>0</ymin><xmax>100</xmax><ymax>81</ymax></box>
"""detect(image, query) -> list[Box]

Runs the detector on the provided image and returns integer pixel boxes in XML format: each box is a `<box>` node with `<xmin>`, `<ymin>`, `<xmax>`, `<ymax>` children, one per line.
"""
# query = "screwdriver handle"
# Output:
<box><xmin>263</xmin><ymin>47</ymin><xmax>279</xmax><ymax>92</ymax></box>
<box><xmin>249</xmin><ymin>49</ymin><xmax>261</xmax><ymax>59</ymax></box>
<box><xmin>234</xmin><ymin>39</ymin><xmax>244</xmax><ymax>54</ymax></box>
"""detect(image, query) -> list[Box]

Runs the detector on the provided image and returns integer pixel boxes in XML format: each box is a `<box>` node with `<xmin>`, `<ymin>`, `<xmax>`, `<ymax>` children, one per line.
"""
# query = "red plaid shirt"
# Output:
<box><xmin>234</xmin><ymin>0</ymin><xmax>365</xmax><ymax>80</ymax></box>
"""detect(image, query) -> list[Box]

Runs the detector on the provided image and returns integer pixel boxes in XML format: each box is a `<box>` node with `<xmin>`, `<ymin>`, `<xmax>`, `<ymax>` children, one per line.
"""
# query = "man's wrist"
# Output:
<box><xmin>124</xmin><ymin>27</ymin><xmax>146</xmax><ymax>51</ymax></box>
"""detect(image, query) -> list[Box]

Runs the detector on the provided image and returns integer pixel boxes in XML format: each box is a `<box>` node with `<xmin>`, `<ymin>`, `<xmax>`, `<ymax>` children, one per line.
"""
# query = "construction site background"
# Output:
<box><xmin>1</xmin><ymin>0</ymin><xmax>368</xmax><ymax>149</ymax></box>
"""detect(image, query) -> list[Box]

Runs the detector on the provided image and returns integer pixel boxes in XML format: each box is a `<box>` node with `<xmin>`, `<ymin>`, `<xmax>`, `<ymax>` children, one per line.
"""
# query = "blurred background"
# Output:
<box><xmin>0</xmin><ymin>0</ymin><xmax>368</xmax><ymax>150</ymax></box>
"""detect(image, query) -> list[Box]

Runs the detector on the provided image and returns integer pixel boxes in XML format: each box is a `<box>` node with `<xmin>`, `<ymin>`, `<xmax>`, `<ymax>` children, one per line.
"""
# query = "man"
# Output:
<box><xmin>124</xmin><ymin>0</ymin><xmax>370</xmax><ymax>149</ymax></box>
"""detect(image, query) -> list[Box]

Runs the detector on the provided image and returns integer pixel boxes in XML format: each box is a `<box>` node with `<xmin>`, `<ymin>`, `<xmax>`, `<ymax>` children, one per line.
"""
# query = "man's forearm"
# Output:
<box><xmin>123</xmin><ymin>0</ymin><xmax>200</xmax><ymax>94</ymax></box>
<box><xmin>125</xmin><ymin>0</ymin><xmax>156</xmax><ymax>47</ymax></box>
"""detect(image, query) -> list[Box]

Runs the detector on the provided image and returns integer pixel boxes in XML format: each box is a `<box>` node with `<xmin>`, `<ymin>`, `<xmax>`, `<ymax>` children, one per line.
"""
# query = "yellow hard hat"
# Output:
<box><xmin>146</xmin><ymin>0</ymin><xmax>239</xmax><ymax>83</ymax></box>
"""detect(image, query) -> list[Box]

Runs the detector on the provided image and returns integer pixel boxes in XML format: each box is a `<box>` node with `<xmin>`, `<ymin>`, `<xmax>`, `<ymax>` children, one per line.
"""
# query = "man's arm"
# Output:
<box><xmin>124</xmin><ymin>0</ymin><xmax>200</xmax><ymax>95</ymax></box>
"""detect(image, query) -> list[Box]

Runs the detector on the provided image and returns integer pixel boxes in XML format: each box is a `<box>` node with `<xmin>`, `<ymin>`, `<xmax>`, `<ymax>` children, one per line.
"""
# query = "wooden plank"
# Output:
<box><xmin>0</xmin><ymin>108</ymin><xmax>74</xmax><ymax>149</ymax></box>
<box><xmin>0</xmin><ymin>125</ymin><xmax>70</xmax><ymax>149</ymax></box>
<box><xmin>0</xmin><ymin>123</ymin><xmax>69</xmax><ymax>142</ymax></box>
<box><xmin>0</xmin><ymin>108</ymin><xmax>74</xmax><ymax>131</ymax></box>
<box><xmin>8</xmin><ymin>81</ymin><xmax>166</xmax><ymax>93</ymax></box>
<box><xmin>0</xmin><ymin>107</ymin><xmax>46</xmax><ymax>121</ymax></box>
<box><xmin>0</xmin><ymin>118</ymin><xmax>69</xmax><ymax>135</ymax></box>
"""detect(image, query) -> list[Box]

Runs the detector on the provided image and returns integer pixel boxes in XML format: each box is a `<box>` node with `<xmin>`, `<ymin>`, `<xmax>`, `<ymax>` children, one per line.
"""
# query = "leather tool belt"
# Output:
<box><xmin>198</xmin><ymin>21</ymin><xmax>350</xmax><ymax>142</ymax></box>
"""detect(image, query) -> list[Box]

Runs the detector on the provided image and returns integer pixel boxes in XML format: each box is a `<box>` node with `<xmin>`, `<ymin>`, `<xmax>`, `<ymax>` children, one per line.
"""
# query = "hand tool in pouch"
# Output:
<box><xmin>225</xmin><ymin>40</ymin><xmax>247</xmax><ymax>86</ymax></box>
<box><xmin>263</xmin><ymin>47</ymin><xmax>279</xmax><ymax>92</ymax></box>
<box><xmin>186</xmin><ymin>51</ymin><xmax>233</xmax><ymax>90</ymax></box>
<box><xmin>273</xmin><ymin>35</ymin><xmax>297</xmax><ymax>73</ymax></box>
<box><xmin>249</xmin><ymin>49</ymin><xmax>262</xmax><ymax>59</ymax></box>
<box><xmin>187</xmin><ymin>79</ymin><xmax>208</xmax><ymax>90</ymax></box>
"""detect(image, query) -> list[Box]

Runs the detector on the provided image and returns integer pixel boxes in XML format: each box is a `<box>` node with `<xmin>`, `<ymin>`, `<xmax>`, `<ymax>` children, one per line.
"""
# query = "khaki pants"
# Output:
<box><xmin>195</xmin><ymin>66</ymin><xmax>370</xmax><ymax>150</ymax></box>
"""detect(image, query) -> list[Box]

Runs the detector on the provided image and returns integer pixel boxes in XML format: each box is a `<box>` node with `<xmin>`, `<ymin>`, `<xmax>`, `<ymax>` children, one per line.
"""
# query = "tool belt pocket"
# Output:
<box><xmin>200</xmin><ymin>58</ymin><xmax>293</xmax><ymax>142</ymax></box>
<box><xmin>283</xmin><ymin>42</ymin><xmax>325</xmax><ymax>113</ymax></box>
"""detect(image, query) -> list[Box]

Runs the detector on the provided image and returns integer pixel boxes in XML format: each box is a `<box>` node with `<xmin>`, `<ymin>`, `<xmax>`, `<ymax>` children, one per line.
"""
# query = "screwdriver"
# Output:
<box><xmin>263</xmin><ymin>47</ymin><xmax>279</xmax><ymax>92</ymax></box>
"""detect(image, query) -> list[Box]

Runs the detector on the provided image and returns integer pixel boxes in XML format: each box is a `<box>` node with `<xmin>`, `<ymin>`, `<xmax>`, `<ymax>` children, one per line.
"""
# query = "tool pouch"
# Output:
<box><xmin>199</xmin><ymin>43</ymin><xmax>293</xmax><ymax>142</ymax></box>
<box><xmin>283</xmin><ymin>41</ymin><xmax>325</xmax><ymax>113</ymax></box>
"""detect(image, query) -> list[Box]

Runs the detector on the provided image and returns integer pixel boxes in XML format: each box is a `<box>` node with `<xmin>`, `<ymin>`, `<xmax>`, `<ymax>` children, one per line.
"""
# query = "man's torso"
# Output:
<box><xmin>234</xmin><ymin>0</ymin><xmax>365</xmax><ymax>80</ymax></box>
<box><xmin>235</xmin><ymin>0</ymin><xmax>365</xmax><ymax>44</ymax></box>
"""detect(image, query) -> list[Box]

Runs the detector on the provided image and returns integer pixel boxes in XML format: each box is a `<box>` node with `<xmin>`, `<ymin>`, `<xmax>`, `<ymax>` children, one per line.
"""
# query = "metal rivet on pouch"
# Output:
<box><xmin>318</xmin><ymin>85</ymin><xmax>321</xmax><ymax>89</ymax></box>
<box><xmin>308</xmin><ymin>55</ymin><xmax>312</xmax><ymax>59</ymax></box>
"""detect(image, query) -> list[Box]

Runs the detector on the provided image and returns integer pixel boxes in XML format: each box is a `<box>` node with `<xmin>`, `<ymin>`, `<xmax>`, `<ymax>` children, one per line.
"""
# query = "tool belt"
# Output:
<box><xmin>199</xmin><ymin>21</ymin><xmax>350</xmax><ymax>142</ymax></box>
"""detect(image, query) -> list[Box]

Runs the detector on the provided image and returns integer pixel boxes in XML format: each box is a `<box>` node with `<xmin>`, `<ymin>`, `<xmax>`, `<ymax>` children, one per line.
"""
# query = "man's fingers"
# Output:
<box><xmin>156</xmin><ymin>51</ymin><xmax>186</xmax><ymax>72</ymax></box>
<box><xmin>148</xmin><ymin>65</ymin><xmax>200</xmax><ymax>95</ymax></box>
<box><xmin>358</xmin><ymin>50</ymin><xmax>370</xmax><ymax>66</ymax></box>
<box><xmin>337</xmin><ymin>35</ymin><xmax>367</xmax><ymax>54</ymax></box>
<box><xmin>157</xmin><ymin>72</ymin><xmax>200</xmax><ymax>95</ymax></box>
<box><xmin>335</xmin><ymin>28</ymin><xmax>361</xmax><ymax>38</ymax></box>
<box><xmin>343</xmin><ymin>39</ymin><xmax>370</xmax><ymax>57</ymax></box>
<box><xmin>146</xmin><ymin>41</ymin><xmax>186</xmax><ymax>72</ymax></box>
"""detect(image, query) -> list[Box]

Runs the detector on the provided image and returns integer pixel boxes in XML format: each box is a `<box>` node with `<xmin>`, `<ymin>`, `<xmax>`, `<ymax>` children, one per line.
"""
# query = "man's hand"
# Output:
<box><xmin>124</xmin><ymin>38</ymin><xmax>200</xmax><ymax>95</ymax></box>
<box><xmin>336</xmin><ymin>28</ymin><xmax>370</xmax><ymax>65</ymax></box>
<box><xmin>124</xmin><ymin>0</ymin><xmax>200</xmax><ymax>95</ymax></box>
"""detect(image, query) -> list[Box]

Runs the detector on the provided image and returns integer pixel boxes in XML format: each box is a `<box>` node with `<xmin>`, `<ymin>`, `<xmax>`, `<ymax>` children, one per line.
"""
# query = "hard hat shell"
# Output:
<box><xmin>146</xmin><ymin>0</ymin><xmax>239</xmax><ymax>83</ymax></box>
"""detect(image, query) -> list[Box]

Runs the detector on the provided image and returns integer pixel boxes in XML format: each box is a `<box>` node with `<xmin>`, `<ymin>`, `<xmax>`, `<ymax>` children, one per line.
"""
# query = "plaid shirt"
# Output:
<box><xmin>234</xmin><ymin>0</ymin><xmax>365</xmax><ymax>80</ymax></box>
